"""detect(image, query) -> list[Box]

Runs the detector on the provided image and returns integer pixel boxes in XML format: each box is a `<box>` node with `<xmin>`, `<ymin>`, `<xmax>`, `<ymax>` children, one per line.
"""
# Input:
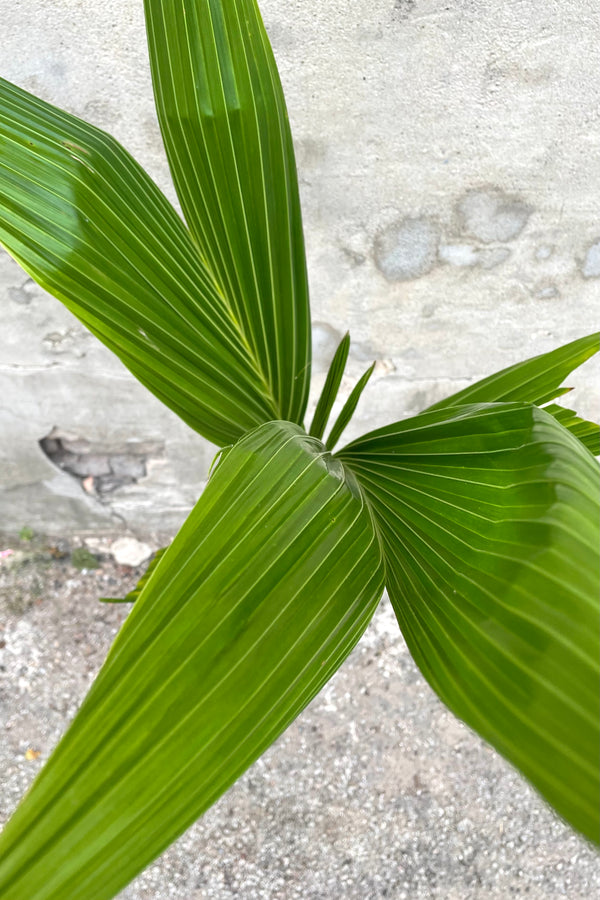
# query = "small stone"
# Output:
<box><xmin>110</xmin><ymin>537</ymin><xmax>153</xmax><ymax>568</ymax></box>
<box><xmin>582</xmin><ymin>241</ymin><xmax>600</xmax><ymax>277</ymax></box>
<box><xmin>61</xmin><ymin>438</ymin><xmax>92</xmax><ymax>455</ymax></box>
<box><xmin>82</xmin><ymin>476</ymin><xmax>95</xmax><ymax>494</ymax></box>
<box><xmin>535</xmin><ymin>284</ymin><xmax>560</xmax><ymax>299</ymax></box>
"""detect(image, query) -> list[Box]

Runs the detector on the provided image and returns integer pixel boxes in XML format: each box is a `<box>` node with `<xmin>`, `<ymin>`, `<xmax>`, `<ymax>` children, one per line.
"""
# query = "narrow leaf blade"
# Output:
<box><xmin>326</xmin><ymin>362</ymin><xmax>375</xmax><ymax>451</ymax></box>
<box><xmin>309</xmin><ymin>332</ymin><xmax>350</xmax><ymax>439</ymax></box>
<box><xmin>543</xmin><ymin>403</ymin><xmax>600</xmax><ymax>456</ymax></box>
<box><xmin>0</xmin><ymin>76</ymin><xmax>277</xmax><ymax>446</ymax></box>
<box><xmin>145</xmin><ymin>0</ymin><xmax>311</xmax><ymax>423</ymax></box>
<box><xmin>428</xmin><ymin>332</ymin><xmax>600</xmax><ymax>410</ymax></box>
<box><xmin>340</xmin><ymin>403</ymin><xmax>600</xmax><ymax>842</ymax></box>
<box><xmin>0</xmin><ymin>422</ymin><xmax>384</xmax><ymax>900</ymax></box>
<box><xmin>99</xmin><ymin>549</ymin><xmax>168</xmax><ymax>603</ymax></box>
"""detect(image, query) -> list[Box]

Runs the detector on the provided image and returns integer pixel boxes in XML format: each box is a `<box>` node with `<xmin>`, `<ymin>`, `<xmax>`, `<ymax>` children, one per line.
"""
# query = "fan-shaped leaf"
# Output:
<box><xmin>543</xmin><ymin>403</ymin><xmax>599</xmax><ymax>456</ymax></box>
<box><xmin>0</xmin><ymin>422</ymin><xmax>384</xmax><ymax>900</ymax></box>
<box><xmin>0</xmin><ymin>76</ymin><xmax>278</xmax><ymax>446</ymax></box>
<box><xmin>339</xmin><ymin>403</ymin><xmax>600</xmax><ymax>842</ymax></box>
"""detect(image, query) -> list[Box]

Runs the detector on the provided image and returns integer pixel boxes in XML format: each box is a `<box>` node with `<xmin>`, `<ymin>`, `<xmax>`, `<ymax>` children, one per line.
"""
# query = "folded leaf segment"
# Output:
<box><xmin>339</xmin><ymin>401</ymin><xmax>600</xmax><ymax>842</ymax></box>
<box><xmin>0</xmin><ymin>422</ymin><xmax>384</xmax><ymax>900</ymax></box>
<box><xmin>145</xmin><ymin>0</ymin><xmax>311</xmax><ymax>425</ymax></box>
<box><xmin>0</xmin><ymin>0</ymin><xmax>311</xmax><ymax>446</ymax></box>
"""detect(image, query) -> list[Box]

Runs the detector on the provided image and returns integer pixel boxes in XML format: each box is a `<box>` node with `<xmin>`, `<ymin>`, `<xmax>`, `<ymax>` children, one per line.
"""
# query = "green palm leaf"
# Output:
<box><xmin>145</xmin><ymin>0</ymin><xmax>311</xmax><ymax>424</ymax></box>
<box><xmin>0</xmin><ymin>75</ymin><xmax>280</xmax><ymax>447</ymax></box>
<box><xmin>0</xmin><ymin>421</ymin><xmax>384</xmax><ymax>900</ymax></box>
<box><xmin>429</xmin><ymin>331</ymin><xmax>599</xmax><ymax>409</ymax></box>
<box><xmin>309</xmin><ymin>332</ymin><xmax>350</xmax><ymax>439</ymax></box>
<box><xmin>99</xmin><ymin>549</ymin><xmax>168</xmax><ymax>603</ymax></box>
<box><xmin>542</xmin><ymin>403</ymin><xmax>599</xmax><ymax>456</ymax></box>
<box><xmin>339</xmin><ymin>403</ymin><xmax>600</xmax><ymax>842</ymax></box>
<box><xmin>326</xmin><ymin>362</ymin><xmax>375</xmax><ymax>451</ymax></box>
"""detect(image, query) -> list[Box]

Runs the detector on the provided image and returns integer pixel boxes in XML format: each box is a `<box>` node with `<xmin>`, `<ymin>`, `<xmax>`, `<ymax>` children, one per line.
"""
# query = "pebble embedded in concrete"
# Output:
<box><xmin>457</xmin><ymin>188</ymin><xmax>532</xmax><ymax>243</ymax></box>
<box><xmin>535</xmin><ymin>284</ymin><xmax>560</xmax><ymax>299</ymax></box>
<box><xmin>373</xmin><ymin>216</ymin><xmax>439</xmax><ymax>281</ymax></box>
<box><xmin>535</xmin><ymin>244</ymin><xmax>553</xmax><ymax>260</ymax></box>
<box><xmin>582</xmin><ymin>240</ymin><xmax>600</xmax><ymax>277</ymax></box>
<box><xmin>110</xmin><ymin>537</ymin><xmax>153</xmax><ymax>568</ymax></box>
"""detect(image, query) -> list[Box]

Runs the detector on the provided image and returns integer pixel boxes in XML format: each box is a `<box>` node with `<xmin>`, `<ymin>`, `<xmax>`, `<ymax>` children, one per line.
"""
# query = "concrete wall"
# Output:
<box><xmin>1</xmin><ymin>0</ymin><xmax>599</xmax><ymax>539</ymax></box>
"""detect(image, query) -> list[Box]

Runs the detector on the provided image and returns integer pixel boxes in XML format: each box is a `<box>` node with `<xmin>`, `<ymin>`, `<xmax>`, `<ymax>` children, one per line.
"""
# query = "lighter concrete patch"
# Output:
<box><xmin>438</xmin><ymin>244</ymin><xmax>478</xmax><ymax>267</ymax></box>
<box><xmin>439</xmin><ymin>243</ymin><xmax>510</xmax><ymax>269</ymax></box>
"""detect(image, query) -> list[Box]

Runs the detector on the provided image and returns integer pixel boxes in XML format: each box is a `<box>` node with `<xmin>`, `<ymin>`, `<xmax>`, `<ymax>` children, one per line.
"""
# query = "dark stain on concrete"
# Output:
<box><xmin>393</xmin><ymin>0</ymin><xmax>417</xmax><ymax>21</ymax></box>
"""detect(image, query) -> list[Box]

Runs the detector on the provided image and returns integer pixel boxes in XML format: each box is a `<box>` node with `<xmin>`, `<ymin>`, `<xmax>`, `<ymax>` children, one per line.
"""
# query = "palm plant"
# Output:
<box><xmin>0</xmin><ymin>1</ymin><xmax>598</xmax><ymax>897</ymax></box>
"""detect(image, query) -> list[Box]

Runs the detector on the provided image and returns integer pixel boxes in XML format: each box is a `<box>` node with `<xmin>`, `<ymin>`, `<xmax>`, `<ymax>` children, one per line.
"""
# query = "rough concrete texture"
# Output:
<box><xmin>1</xmin><ymin>547</ymin><xmax>599</xmax><ymax>899</ymax></box>
<box><xmin>0</xmin><ymin>0</ymin><xmax>599</xmax><ymax>535</ymax></box>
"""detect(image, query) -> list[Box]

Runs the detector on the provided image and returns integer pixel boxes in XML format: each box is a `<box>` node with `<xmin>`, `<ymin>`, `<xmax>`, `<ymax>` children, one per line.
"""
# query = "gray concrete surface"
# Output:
<box><xmin>1</xmin><ymin>546</ymin><xmax>599</xmax><ymax>899</ymax></box>
<box><xmin>1</xmin><ymin>0</ymin><xmax>599</xmax><ymax>535</ymax></box>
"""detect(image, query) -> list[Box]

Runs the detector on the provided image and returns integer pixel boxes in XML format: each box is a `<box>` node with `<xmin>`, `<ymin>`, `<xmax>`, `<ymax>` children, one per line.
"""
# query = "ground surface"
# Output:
<box><xmin>1</xmin><ymin>538</ymin><xmax>598</xmax><ymax>899</ymax></box>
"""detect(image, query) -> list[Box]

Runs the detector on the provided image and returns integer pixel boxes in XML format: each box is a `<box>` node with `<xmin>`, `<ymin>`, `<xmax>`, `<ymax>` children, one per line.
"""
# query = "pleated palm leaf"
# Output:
<box><xmin>0</xmin><ymin>2</ymin><xmax>598</xmax><ymax>898</ymax></box>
